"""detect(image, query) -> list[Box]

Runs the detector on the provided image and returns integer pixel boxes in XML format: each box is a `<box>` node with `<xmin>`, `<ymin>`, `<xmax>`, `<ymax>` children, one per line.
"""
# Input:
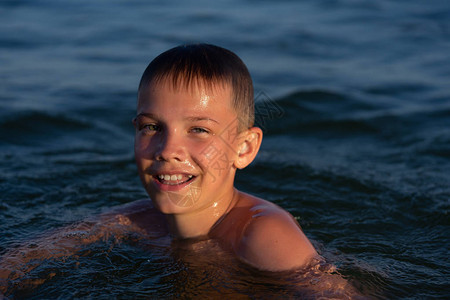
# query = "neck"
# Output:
<box><xmin>165</xmin><ymin>189</ymin><xmax>238</xmax><ymax>239</ymax></box>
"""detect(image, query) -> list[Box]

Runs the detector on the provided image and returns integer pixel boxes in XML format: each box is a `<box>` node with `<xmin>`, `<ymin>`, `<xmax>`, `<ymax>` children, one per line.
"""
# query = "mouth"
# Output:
<box><xmin>151</xmin><ymin>172</ymin><xmax>202</xmax><ymax>206</ymax></box>
<box><xmin>153</xmin><ymin>173</ymin><xmax>196</xmax><ymax>186</ymax></box>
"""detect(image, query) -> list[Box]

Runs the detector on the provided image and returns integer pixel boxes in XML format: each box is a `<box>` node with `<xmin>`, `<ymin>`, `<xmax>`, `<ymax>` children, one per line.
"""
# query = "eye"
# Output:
<box><xmin>190</xmin><ymin>127</ymin><xmax>210</xmax><ymax>134</ymax></box>
<box><xmin>140</xmin><ymin>123</ymin><xmax>161</xmax><ymax>133</ymax></box>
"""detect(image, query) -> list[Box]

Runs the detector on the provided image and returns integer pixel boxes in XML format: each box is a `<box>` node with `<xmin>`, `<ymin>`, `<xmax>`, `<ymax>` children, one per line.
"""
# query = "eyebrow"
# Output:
<box><xmin>135</xmin><ymin>113</ymin><xmax>157</xmax><ymax>120</ymax></box>
<box><xmin>135</xmin><ymin>113</ymin><xmax>219</xmax><ymax>124</ymax></box>
<box><xmin>185</xmin><ymin>117</ymin><xmax>219</xmax><ymax>124</ymax></box>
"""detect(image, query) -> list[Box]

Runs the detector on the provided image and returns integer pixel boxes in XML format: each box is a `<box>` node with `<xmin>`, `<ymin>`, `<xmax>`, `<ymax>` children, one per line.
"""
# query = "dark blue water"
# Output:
<box><xmin>1</xmin><ymin>0</ymin><xmax>449</xmax><ymax>298</ymax></box>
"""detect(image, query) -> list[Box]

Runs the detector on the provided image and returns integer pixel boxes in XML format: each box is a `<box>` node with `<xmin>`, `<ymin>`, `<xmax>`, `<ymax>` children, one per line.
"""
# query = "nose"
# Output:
<box><xmin>154</xmin><ymin>129</ymin><xmax>185</xmax><ymax>162</ymax></box>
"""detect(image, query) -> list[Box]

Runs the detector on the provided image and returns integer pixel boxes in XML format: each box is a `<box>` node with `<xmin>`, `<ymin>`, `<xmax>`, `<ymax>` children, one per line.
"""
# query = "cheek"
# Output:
<box><xmin>134</xmin><ymin>135</ymin><xmax>153</xmax><ymax>163</ymax></box>
<box><xmin>193</xmin><ymin>139</ymin><xmax>238</xmax><ymax>175</ymax></box>
<box><xmin>134</xmin><ymin>132</ymin><xmax>157</xmax><ymax>152</ymax></box>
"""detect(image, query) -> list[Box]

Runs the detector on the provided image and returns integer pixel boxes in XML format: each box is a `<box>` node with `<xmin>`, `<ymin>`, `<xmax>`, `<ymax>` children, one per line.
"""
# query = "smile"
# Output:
<box><xmin>154</xmin><ymin>174</ymin><xmax>195</xmax><ymax>186</ymax></box>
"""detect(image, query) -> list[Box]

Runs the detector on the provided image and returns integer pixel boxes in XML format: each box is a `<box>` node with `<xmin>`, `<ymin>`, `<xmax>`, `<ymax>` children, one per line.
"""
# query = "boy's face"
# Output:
<box><xmin>134</xmin><ymin>78</ymin><xmax>242</xmax><ymax>214</ymax></box>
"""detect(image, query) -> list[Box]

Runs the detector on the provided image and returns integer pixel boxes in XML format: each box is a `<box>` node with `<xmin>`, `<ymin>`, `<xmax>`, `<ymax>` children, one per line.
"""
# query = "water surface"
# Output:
<box><xmin>1</xmin><ymin>0</ymin><xmax>449</xmax><ymax>298</ymax></box>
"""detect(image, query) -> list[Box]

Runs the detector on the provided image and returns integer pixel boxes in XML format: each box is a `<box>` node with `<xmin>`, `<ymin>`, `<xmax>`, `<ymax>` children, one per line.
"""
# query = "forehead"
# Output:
<box><xmin>138</xmin><ymin>76</ymin><xmax>233</xmax><ymax>110</ymax></box>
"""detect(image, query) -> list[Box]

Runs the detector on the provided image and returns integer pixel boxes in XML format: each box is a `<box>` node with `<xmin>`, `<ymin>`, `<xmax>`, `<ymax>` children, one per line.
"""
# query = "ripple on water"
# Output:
<box><xmin>2</xmin><ymin>234</ymin><xmax>370</xmax><ymax>298</ymax></box>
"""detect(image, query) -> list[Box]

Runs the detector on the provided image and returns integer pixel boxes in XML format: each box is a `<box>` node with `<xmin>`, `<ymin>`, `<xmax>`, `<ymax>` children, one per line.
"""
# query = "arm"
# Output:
<box><xmin>0</xmin><ymin>203</ymin><xmax>147</xmax><ymax>294</ymax></box>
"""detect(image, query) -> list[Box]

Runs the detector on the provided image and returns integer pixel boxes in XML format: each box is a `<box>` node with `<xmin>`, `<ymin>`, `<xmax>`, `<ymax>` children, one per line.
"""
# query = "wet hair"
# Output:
<box><xmin>138</xmin><ymin>44</ymin><xmax>254</xmax><ymax>130</ymax></box>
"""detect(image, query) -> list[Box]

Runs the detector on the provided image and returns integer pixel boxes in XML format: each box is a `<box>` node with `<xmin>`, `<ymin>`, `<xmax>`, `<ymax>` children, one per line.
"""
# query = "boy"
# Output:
<box><xmin>127</xmin><ymin>43</ymin><xmax>318</xmax><ymax>271</ymax></box>
<box><xmin>0</xmin><ymin>44</ymin><xmax>318</xmax><ymax>284</ymax></box>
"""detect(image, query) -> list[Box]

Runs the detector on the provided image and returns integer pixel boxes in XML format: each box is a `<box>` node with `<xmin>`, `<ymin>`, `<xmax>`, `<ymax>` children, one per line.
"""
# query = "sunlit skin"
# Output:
<box><xmin>130</xmin><ymin>77</ymin><xmax>319</xmax><ymax>271</ymax></box>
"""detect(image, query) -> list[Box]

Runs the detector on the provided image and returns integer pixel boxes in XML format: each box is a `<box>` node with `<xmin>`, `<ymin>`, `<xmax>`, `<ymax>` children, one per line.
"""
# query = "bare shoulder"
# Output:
<box><xmin>235</xmin><ymin>192</ymin><xmax>318</xmax><ymax>272</ymax></box>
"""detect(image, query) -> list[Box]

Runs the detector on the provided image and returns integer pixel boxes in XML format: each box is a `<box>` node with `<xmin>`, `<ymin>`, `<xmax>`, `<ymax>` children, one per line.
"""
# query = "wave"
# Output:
<box><xmin>0</xmin><ymin>110</ymin><xmax>93</xmax><ymax>147</ymax></box>
<box><xmin>258</xmin><ymin>89</ymin><xmax>381</xmax><ymax>137</ymax></box>
<box><xmin>260</xmin><ymin>89</ymin><xmax>450</xmax><ymax>144</ymax></box>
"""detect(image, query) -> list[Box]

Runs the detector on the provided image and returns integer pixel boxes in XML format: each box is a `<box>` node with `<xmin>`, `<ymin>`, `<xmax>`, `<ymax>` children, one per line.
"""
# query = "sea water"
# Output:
<box><xmin>1</xmin><ymin>0</ymin><xmax>449</xmax><ymax>298</ymax></box>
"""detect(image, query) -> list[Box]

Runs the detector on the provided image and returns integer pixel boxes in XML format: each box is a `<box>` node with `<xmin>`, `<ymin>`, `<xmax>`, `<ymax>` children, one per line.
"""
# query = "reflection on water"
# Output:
<box><xmin>2</xmin><ymin>228</ymin><xmax>367</xmax><ymax>299</ymax></box>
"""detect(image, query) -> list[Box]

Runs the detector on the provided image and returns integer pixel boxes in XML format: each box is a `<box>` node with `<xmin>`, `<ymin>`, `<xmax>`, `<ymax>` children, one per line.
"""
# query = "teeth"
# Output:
<box><xmin>157</xmin><ymin>174</ymin><xmax>193</xmax><ymax>182</ymax></box>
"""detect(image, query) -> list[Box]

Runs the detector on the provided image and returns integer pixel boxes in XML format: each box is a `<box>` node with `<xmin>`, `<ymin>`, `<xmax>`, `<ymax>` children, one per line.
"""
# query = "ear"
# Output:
<box><xmin>234</xmin><ymin>127</ymin><xmax>263</xmax><ymax>169</ymax></box>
